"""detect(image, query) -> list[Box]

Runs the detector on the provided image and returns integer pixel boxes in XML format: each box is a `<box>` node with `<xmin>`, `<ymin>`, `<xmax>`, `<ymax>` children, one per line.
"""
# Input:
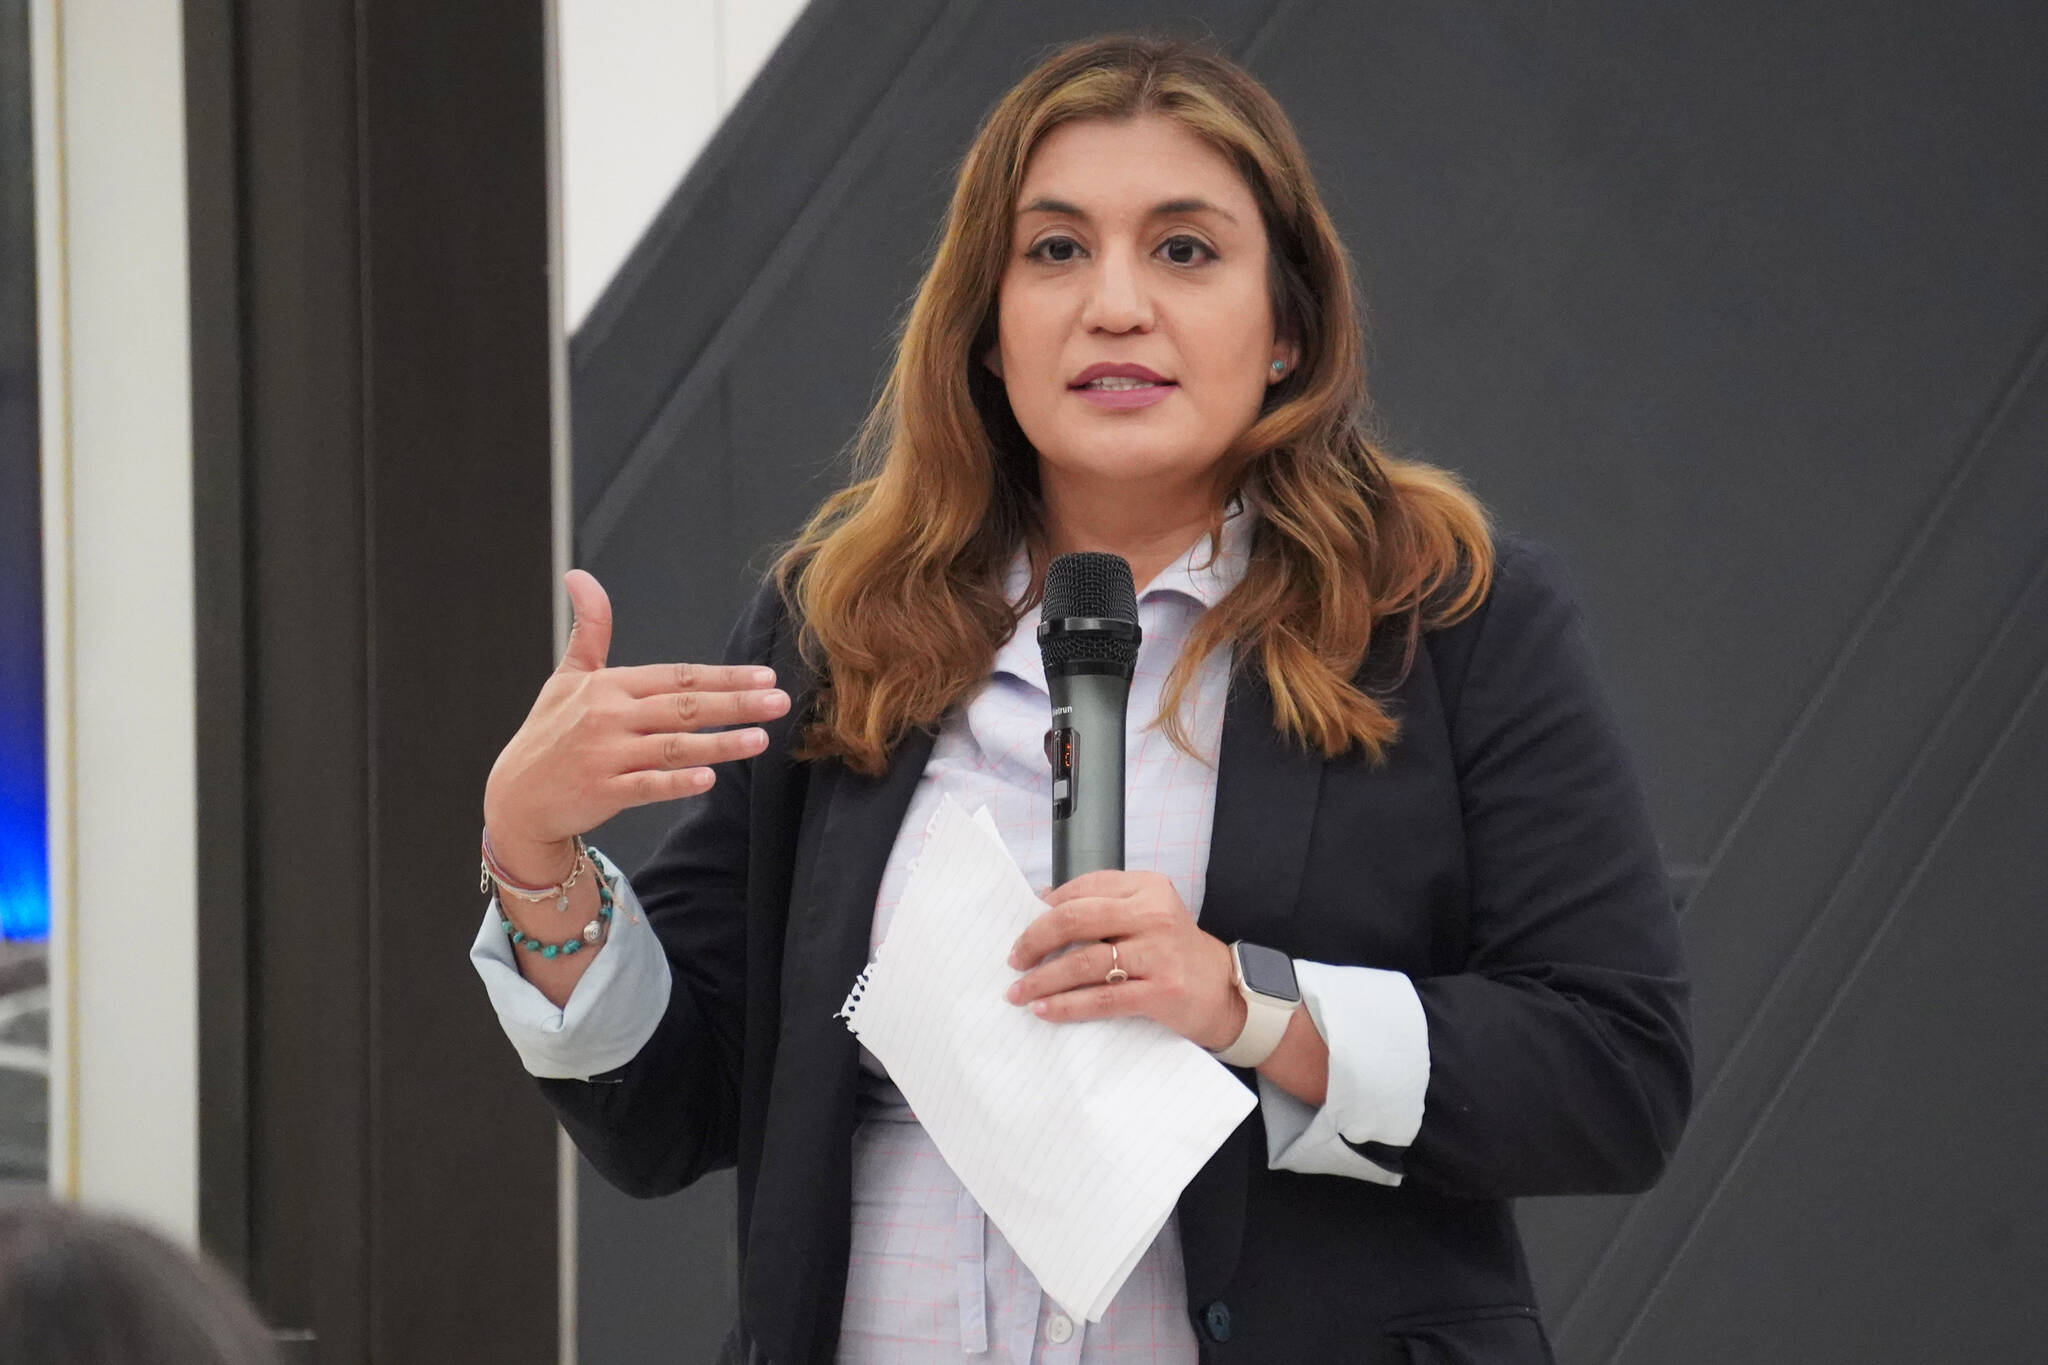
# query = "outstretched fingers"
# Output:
<box><xmin>607</xmin><ymin>724</ymin><xmax>772</xmax><ymax>808</ymax></box>
<box><xmin>624</xmin><ymin>726</ymin><xmax>770</xmax><ymax>775</ymax></box>
<box><xmin>607</xmin><ymin>661</ymin><xmax>779</xmax><ymax>700</ymax></box>
<box><xmin>623</xmin><ymin>683</ymin><xmax>790</xmax><ymax>734</ymax></box>
<box><xmin>615</xmin><ymin>765</ymin><xmax>719</xmax><ymax>807</ymax></box>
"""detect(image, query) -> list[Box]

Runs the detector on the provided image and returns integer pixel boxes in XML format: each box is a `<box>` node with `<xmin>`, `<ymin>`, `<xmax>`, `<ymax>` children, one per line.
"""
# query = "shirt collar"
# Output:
<box><xmin>1137</xmin><ymin>499</ymin><xmax>1254</xmax><ymax>609</ymax></box>
<box><xmin>991</xmin><ymin>502</ymin><xmax>1254</xmax><ymax>689</ymax></box>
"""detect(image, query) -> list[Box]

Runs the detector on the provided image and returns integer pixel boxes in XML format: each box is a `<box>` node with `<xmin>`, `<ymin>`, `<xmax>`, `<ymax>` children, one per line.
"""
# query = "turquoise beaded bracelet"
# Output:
<box><xmin>498</xmin><ymin>847</ymin><xmax>616</xmax><ymax>960</ymax></box>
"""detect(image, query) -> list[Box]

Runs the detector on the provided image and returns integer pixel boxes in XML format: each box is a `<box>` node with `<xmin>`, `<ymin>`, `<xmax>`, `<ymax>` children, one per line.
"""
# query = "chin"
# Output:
<box><xmin>1042</xmin><ymin>452</ymin><xmax>1207</xmax><ymax>489</ymax></box>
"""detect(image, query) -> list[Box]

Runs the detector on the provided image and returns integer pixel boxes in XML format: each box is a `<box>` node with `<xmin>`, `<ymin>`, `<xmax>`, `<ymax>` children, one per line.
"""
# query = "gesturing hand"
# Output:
<box><xmin>1005</xmin><ymin>870</ymin><xmax>1247</xmax><ymax>1052</ymax></box>
<box><xmin>482</xmin><ymin>569</ymin><xmax>789</xmax><ymax>874</ymax></box>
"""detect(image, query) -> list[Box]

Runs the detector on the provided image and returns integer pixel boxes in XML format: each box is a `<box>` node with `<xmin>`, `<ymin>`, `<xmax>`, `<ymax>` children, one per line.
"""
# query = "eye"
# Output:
<box><xmin>1160</xmin><ymin>235</ymin><xmax>1216</xmax><ymax>266</ymax></box>
<box><xmin>1026</xmin><ymin>235</ymin><xmax>1083</xmax><ymax>264</ymax></box>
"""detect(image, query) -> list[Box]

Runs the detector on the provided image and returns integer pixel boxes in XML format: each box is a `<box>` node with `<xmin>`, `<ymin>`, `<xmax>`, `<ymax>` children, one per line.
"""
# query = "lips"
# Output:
<box><xmin>1069</xmin><ymin>366</ymin><xmax>1177</xmax><ymax>410</ymax></box>
<box><xmin>1069</xmin><ymin>362</ymin><xmax>1174</xmax><ymax>389</ymax></box>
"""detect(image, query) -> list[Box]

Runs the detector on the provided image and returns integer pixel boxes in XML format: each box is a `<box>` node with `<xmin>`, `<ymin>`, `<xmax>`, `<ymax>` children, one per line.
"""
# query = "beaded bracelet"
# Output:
<box><xmin>497</xmin><ymin>848</ymin><xmax>616</xmax><ymax>960</ymax></box>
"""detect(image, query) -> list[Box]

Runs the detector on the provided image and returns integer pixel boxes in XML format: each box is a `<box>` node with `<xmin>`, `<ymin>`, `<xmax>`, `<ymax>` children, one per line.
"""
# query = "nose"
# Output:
<box><xmin>1079</xmin><ymin>244</ymin><xmax>1153</xmax><ymax>334</ymax></box>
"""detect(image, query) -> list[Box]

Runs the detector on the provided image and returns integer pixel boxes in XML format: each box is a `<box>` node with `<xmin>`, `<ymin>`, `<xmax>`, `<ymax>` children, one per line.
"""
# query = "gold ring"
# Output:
<box><xmin>1105</xmin><ymin>941</ymin><xmax>1128</xmax><ymax>986</ymax></box>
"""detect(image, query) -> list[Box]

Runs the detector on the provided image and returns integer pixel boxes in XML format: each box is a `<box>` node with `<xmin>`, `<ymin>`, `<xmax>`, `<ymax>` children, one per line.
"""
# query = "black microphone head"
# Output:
<box><xmin>1042</xmin><ymin>551</ymin><xmax>1137</xmax><ymax>624</ymax></box>
<box><xmin>1038</xmin><ymin>552</ymin><xmax>1141</xmax><ymax>671</ymax></box>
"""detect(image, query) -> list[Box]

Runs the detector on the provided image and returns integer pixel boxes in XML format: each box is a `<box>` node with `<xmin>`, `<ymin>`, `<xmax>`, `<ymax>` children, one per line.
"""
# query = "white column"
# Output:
<box><xmin>33</xmin><ymin>0</ymin><xmax>199</xmax><ymax>1244</ymax></box>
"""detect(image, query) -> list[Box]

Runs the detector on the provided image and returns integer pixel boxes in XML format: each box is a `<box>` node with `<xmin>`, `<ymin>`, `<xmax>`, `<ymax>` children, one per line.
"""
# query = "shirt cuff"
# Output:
<box><xmin>468</xmin><ymin>849</ymin><xmax>672</xmax><ymax>1080</ymax></box>
<box><xmin>1256</xmin><ymin>960</ymin><xmax>1429</xmax><ymax>1185</ymax></box>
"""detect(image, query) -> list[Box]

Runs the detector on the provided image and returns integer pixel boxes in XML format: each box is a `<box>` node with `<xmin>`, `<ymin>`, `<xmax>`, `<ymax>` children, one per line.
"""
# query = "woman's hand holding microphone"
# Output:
<box><xmin>482</xmin><ymin>569</ymin><xmax>789</xmax><ymax>1004</ymax></box>
<box><xmin>1004</xmin><ymin>872</ymin><xmax>1331</xmax><ymax>1104</ymax></box>
<box><xmin>1003</xmin><ymin>872</ymin><xmax>1245</xmax><ymax>1051</ymax></box>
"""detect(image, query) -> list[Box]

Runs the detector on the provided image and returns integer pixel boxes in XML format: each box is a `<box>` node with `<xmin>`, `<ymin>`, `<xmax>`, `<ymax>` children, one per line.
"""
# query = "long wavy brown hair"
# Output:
<box><xmin>774</xmin><ymin>32</ymin><xmax>1494</xmax><ymax>777</ymax></box>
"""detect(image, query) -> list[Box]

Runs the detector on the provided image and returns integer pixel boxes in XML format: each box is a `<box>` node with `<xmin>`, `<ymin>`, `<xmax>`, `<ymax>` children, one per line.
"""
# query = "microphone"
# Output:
<box><xmin>1037</xmin><ymin>552</ymin><xmax>1141</xmax><ymax>883</ymax></box>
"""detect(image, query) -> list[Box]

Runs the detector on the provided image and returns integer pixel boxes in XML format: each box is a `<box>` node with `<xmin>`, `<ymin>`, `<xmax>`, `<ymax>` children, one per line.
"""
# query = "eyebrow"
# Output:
<box><xmin>1016</xmin><ymin>196</ymin><xmax>1241</xmax><ymax>226</ymax></box>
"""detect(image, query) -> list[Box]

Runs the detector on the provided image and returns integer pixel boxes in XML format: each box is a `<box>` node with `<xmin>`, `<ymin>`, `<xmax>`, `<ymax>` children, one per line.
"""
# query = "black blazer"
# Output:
<box><xmin>536</xmin><ymin>533</ymin><xmax>1693</xmax><ymax>1364</ymax></box>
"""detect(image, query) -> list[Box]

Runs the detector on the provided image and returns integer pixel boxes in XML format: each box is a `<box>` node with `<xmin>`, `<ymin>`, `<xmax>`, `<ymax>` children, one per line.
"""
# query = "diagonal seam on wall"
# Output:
<box><xmin>566</xmin><ymin>0</ymin><xmax>957</xmax><ymax>526</ymax></box>
<box><xmin>1552</xmin><ymin>305</ymin><xmax>2048</xmax><ymax>1337</ymax></box>
<box><xmin>1678</xmin><ymin>307</ymin><xmax>2048</xmax><ymax>926</ymax></box>
<box><xmin>1605</xmin><ymin>629</ymin><xmax>2048</xmax><ymax>1361</ymax></box>
<box><xmin>569</xmin><ymin>0</ymin><xmax>858</xmax><ymax>360</ymax></box>
<box><xmin>577</xmin><ymin>0</ymin><xmax>986</xmax><ymax>559</ymax></box>
<box><xmin>1555</xmin><ymin>310</ymin><xmax>2048</xmax><ymax>1354</ymax></box>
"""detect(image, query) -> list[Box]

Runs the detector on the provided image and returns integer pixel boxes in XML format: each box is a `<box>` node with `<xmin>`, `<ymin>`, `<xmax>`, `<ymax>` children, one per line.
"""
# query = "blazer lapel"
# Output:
<box><xmin>1178</xmin><ymin>666</ymin><xmax>1325</xmax><ymax>1309</ymax></box>
<box><xmin>783</xmin><ymin>724</ymin><xmax>937</xmax><ymax>1039</ymax></box>
<box><xmin>743</xmin><ymin>723</ymin><xmax>937</xmax><ymax>1363</ymax></box>
<box><xmin>1200</xmin><ymin>672</ymin><xmax>1324</xmax><ymax>945</ymax></box>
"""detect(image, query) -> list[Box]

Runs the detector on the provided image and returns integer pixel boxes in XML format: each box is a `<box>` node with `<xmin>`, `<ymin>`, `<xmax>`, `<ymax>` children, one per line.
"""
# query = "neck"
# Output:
<box><xmin>1038</xmin><ymin>479</ymin><xmax>1224</xmax><ymax>592</ymax></box>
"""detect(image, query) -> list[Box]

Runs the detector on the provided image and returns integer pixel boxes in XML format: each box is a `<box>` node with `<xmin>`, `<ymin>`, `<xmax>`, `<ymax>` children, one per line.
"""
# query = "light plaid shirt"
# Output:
<box><xmin>473</xmin><ymin>506</ymin><xmax>1431</xmax><ymax>1362</ymax></box>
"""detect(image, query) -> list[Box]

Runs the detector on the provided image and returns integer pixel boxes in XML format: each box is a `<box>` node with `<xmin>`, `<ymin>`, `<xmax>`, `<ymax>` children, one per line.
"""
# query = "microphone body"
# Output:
<box><xmin>1045</xmin><ymin>670</ymin><xmax>1129</xmax><ymax>882</ymax></box>
<box><xmin>1038</xmin><ymin>553</ymin><xmax>1142</xmax><ymax>884</ymax></box>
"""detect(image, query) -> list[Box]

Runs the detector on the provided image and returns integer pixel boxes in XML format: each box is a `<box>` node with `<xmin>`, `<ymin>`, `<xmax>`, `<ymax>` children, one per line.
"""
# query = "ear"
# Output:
<box><xmin>982</xmin><ymin>342</ymin><xmax>1005</xmax><ymax>380</ymax></box>
<box><xmin>1268</xmin><ymin>337</ymin><xmax>1301</xmax><ymax>383</ymax></box>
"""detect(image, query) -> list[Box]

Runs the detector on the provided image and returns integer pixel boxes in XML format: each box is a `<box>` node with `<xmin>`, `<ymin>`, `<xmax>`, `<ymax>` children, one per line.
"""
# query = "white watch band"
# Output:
<box><xmin>1213</xmin><ymin>979</ymin><xmax>1297</xmax><ymax>1068</ymax></box>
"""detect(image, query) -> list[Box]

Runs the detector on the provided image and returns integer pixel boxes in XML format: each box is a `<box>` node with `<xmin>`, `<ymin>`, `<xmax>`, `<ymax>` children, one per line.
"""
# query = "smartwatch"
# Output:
<box><xmin>1211</xmin><ymin>941</ymin><xmax>1301</xmax><ymax>1068</ymax></box>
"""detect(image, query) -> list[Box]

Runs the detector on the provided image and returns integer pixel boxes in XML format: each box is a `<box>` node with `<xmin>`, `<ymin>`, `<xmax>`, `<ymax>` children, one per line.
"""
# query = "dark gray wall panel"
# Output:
<box><xmin>1547</xmin><ymin>326</ymin><xmax>2048</xmax><ymax>1343</ymax></box>
<box><xmin>1618</xmin><ymin>664</ymin><xmax>2048</xmax><ymax>1362</ymax></box>
<box><xmin>567</xmin><ymin>1</ymin><xmax>2048</xmax><ymax>1359</ymax></box>
<box><xmin>1251</xmin><ymin>0</ymin><xmax>2048</xmax><ymax>868</ymax></box>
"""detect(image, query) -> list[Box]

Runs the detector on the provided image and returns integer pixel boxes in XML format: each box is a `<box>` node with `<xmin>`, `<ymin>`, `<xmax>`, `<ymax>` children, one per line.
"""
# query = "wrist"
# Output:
<box><xmin>1208</xmin><ymin>940</ymin><xmax>1303</xmax><ymax>1068</ymax></box>
<box><xmin>1210</xmin><ymin>989</ymin><xmax>1250</xmax><ymax>1053</ymax></box>
<box><xmin>484</xmin><ymin>827</ymin><xmax>578</xmax><ymax>889</ymax></box>
<box><xmin>1202</xmin><ymin>936</ymin><xmax>1249</xmax><ymax>1051</ymax></box>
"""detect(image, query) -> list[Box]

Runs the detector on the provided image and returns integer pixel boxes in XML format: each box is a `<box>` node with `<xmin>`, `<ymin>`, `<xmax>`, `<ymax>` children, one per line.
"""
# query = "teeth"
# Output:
<box><xmin>1083</xmin><ymin>376</ymin><xmax>1164</xmax><ymax>390</ymax></box>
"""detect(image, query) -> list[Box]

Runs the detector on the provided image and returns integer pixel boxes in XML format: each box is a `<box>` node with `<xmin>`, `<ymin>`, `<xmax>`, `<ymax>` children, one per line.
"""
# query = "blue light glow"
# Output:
<box><xmin>0</xmin><ymin>775</ymin><xmax>44</xmax><ymax>941</ymax></box>
<box><xmin>0</xmin><ymin>669</ymin><xmax>43</xmax><ymax>941</ymax></box>
<box><xmin>0</xmin><ymin>388</ymin><xmax>44</xmax><ymax>941</ymax></box>
<box><xmin>0</xmin><ymin>496</ymin><xmax>43</xmax><ymax>939</ymax></box>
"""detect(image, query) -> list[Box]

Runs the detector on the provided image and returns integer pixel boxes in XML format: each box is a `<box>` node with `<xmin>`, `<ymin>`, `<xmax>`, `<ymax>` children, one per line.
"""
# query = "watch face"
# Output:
<box><xmin>1235</xmin><ymin>942</ymin><xmax>1300</xmax><ymax>1003</ymax></box>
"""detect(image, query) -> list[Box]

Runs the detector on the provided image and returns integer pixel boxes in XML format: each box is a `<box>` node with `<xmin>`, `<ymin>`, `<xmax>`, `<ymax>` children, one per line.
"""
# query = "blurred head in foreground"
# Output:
<box><xmin>0</xmin><ymin>1201</ymin><xmax>280</xmax><ymax>1365</ymax></box>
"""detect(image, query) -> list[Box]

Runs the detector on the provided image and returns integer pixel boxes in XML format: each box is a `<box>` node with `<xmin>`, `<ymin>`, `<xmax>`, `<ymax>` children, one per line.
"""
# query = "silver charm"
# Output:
<box><xmin>581</xmin><ymin>918</ymin><xmax>603</xmax><ymax>944</ymax></box>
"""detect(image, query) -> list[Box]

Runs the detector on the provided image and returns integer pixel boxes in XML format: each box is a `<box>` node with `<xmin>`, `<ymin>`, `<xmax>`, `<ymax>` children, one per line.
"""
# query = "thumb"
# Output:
<box><xmin>559</xmin><ymin>569</ymin><xmax>612</xmax><ymax>672</ymax></box>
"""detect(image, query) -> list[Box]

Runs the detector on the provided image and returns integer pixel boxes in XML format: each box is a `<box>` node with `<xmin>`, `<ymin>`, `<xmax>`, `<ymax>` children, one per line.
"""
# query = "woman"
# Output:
<box><xmin>474</xmin><ymin>33</ymin><xmax>1691</xmax><ymax>1364</ymax></box>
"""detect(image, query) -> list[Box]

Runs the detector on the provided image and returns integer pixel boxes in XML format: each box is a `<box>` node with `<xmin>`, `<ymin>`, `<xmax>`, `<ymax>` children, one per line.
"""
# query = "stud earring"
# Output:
<box><xmin>1271</xmin><ymin>360</ymin><xmax>1285</xmax><ymax>372</ymax></box>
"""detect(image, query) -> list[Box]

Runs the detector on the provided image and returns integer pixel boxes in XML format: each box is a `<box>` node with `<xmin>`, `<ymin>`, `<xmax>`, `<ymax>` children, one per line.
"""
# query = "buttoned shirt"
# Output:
<box><xmin>472</xmin><ymin>507</ymin><xmax>1432</xmax><ymax>1361</ymax></box>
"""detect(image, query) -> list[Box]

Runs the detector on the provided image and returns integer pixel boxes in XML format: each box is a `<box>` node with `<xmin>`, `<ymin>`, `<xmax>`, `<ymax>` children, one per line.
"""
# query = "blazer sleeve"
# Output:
<box><xmin>528</xmin><ymin>577</ymin><xmax>788</xmax><ymax>1199</ymax></box>
<box><xmin>1406</xmin><ymin>536</ymin><xmax>1694</xmax><ymax>1198</ymax></box>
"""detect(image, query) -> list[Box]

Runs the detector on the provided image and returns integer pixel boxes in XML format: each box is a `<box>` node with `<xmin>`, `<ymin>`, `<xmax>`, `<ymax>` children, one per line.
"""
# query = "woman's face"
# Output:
<box><xmin>986</xmin><ymin>114</ymin><xmax>1293</xmax><ymax>502</ymax></box>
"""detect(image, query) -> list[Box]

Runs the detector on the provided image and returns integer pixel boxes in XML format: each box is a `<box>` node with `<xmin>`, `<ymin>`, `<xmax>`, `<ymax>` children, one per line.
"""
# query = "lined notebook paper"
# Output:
<box><xmin>838</xmin><ymin>795</ymin><xmax>1255</xmax><ymax>1321</ymax></box>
